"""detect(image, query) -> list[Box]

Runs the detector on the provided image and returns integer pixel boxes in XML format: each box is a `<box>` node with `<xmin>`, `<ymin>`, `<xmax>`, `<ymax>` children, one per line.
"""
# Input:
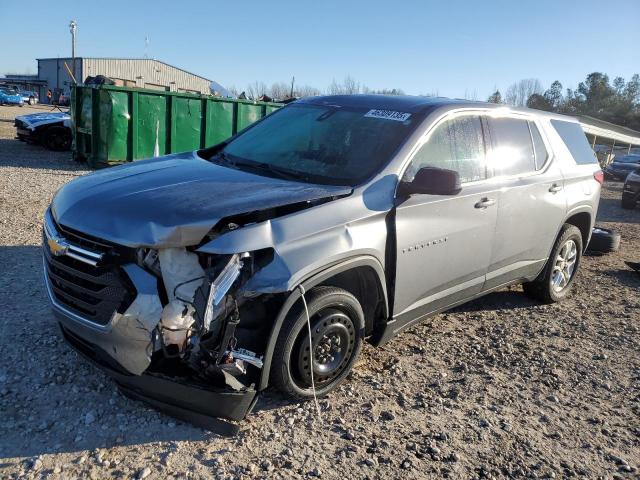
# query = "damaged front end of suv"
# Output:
<box><xmin>43</xmin><ymin>149</ymin><xmax>364</xmax><ymax>431</ymax></box>
<box><xmin>44</xmin><ymin>196</ymin><xmax>351</xmax><ymax>431</ymax></box>
<box><xmin>45</xmin><ymin>216</ymin><xmax>280</xmax><ymax>430</ymax></box>
<box><xmin>44</xmin><ymin>96</ymin><xmax>428</xmax><ymax>430</ymax></box>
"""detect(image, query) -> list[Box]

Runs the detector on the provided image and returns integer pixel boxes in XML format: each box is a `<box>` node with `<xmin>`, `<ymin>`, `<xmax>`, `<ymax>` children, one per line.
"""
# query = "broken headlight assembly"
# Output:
<box><xmin>137</xmin><ymin>247</ymin><xmax>266</xmax><ymax>389</ymax></box>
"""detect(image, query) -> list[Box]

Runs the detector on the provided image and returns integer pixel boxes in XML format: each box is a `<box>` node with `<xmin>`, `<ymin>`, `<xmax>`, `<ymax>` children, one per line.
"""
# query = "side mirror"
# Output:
<box><xmin>398</xmin><ymin>167</ymin><xmax>462</xmax><ymax>197</ymax></box>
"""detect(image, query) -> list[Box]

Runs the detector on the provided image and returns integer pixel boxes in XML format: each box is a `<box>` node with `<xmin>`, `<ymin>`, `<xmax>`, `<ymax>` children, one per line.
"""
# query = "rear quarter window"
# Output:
<box><xmin>529</xmin><ymin>121</ymin><xmax>548</xmax><ymax>170</ymax></box>
<box><xmin>550</xmin><ymin>120</ymin><xmax>597</xmax><ymax>165</ymax></box>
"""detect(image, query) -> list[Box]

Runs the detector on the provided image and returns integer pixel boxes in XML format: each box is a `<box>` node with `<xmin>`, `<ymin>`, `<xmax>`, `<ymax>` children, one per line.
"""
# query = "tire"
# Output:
<box><xmin>28</xmin><ymin>96</ymin><xmax>36</xmax><ymax>105</ymax></box>
<box><xmin>587</xmin><ymin>227</ymin><xmax>621</xmax><ymax>253</ymax></box>
<box><xmin>271</xmin><ymin>286</ymin><xmax>365</xmax><ymax>400</ymax></box>
<box><xmin>42</xmin><ymin>126</ymin><xmax>72</xmax><ymax>151</ymax></box>
<box><xmin>523</xmin><ymin>224</ymin><xmax>583</xmax><ymax>303</ymax></box>
<box><xmin>621</xmin><ymin>195</ymin><xmax>636</xmax><ymax>210</ymax></box>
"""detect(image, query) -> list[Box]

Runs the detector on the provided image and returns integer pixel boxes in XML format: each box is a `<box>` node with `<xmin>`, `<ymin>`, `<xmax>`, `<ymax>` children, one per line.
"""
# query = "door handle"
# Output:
<box><xmin>474</xmin><ymin>198</ymin><xmax>496</xmax><ymax>209</ymax></box>
<box><xmin>549</xmin><ymin>183</ymin><xmax>563</xmax><ymax>193</ymax></box>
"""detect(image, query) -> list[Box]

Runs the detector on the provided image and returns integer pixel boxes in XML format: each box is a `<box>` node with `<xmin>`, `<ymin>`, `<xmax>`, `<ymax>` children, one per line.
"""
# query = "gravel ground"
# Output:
<box><xmin>1</xmin><ymin>103</ymin><xmax>639</xmax><ymax>479</ymax></box>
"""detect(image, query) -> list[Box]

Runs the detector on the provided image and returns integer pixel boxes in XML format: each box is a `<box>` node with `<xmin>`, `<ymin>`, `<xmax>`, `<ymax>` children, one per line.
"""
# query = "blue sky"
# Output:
<box><xmin>2</xmin><ymin>0</ymin><xmax>638</xmax><ymax>99</ymax></box>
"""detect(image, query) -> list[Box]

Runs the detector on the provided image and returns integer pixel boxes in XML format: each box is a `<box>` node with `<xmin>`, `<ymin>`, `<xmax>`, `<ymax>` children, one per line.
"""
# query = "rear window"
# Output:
<box><xmin>551</xmin><ymin>120</ymin><xmax>597</xmax><ymax>165</ymax></box>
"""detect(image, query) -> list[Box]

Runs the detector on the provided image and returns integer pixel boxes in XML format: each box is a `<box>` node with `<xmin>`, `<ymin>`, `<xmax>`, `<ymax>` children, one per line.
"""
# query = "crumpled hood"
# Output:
<box><xmin>52</xmin><ymin>152</ymin><xmax>352</xmax><ymax>247</ymax></box>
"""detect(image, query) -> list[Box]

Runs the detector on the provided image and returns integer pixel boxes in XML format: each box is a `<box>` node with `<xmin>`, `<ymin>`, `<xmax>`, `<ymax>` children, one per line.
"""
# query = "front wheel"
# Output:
<box><xmin>42</xmin><ymin>126</ymin><xmax>72</xmax><ymax>151</ymax></box>
<box><xmin>271</xmin><ymin>286</ymin><xmax>364</xmax><ymax>400</ymax></box>
<box><xmin>523</xmin><ymin>224</ymin><xmax>583</xmax><ymax>303</ymax></box>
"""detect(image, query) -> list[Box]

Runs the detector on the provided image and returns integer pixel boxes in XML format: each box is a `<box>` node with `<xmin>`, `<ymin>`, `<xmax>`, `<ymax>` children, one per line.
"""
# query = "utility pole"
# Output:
<box><xmin>69</xmin><ymin>20</ymin><xmax>77</xmax><ymax>84</ymax></box>
<box><xmin>290</xmin><ymin>76</ymin><xmax>295</xmax><ymax>98</ymax></box>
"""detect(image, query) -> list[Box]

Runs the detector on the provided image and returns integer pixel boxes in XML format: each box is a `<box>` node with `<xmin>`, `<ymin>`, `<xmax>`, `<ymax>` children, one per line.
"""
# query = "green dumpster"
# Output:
<box><xmin>71</xmin><ymin>85</ymin><xmax>282</xmax><ymax>168</ymax></box>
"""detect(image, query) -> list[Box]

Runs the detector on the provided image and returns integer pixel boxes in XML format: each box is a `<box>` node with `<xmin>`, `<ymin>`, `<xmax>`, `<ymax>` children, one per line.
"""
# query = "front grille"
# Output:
<box><xmin>44</xmin><ymin>215</ymin><xmax>136</xmax><ymax>325</ymax></box>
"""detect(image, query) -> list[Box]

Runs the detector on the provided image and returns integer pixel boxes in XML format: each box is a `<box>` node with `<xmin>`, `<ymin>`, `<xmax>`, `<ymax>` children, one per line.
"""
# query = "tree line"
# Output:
<box><xmin>227</xmin><ymin>75</ymin><xmax>404</xmax><ymax>101</ymax></box>
<box><xmin>488</xmin><ymin>73</ymin><xmax>640</xmax><ymax>131</ymax></box>
<box><xmin>230</xmin><ymin>71</ymin><xmax>640</xmax><ymax>132</ymax></box>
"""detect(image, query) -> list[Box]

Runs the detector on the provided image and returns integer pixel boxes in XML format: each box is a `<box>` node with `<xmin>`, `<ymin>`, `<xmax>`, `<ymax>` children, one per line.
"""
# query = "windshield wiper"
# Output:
<box><xmin>210</xmin><ymin>150</ymin><xmax>232</xmax><ymax>165</ymax></box>
<box><xmin>231</xmin><ymin>160</ymin><xmax>311</xmax><ymax>183</ymax></box>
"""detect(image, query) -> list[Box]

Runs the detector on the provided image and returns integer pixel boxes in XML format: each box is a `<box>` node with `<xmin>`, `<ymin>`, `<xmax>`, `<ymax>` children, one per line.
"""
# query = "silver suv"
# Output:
<box><xmin>44</xmin><ymin>95</ymin><xmax>602</xmax><ymax>424</ymax></box>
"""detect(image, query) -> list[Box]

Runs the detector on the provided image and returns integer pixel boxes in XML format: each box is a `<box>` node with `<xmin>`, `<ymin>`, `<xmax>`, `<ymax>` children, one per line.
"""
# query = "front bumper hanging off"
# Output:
<box><xmin>43</xmin><ymin>223</ymin><xmax>258</xmax><ymax>434</ymax></box>
<box><xmin>58</xmin><ymin>321</ymin><xmax>256</xmax><ymax>436</ymax></box>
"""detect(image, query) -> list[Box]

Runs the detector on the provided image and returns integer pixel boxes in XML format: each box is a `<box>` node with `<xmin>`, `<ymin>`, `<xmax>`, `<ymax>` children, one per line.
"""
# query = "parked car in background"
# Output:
<box><xmin>622</xmin><ymin>167</ymin><xmax>640</xmax><ymax>209</ymax></box>
<box><xmin>18</xmin><ymin>89</ymin><xmax>39</xmax><ymax>105</ymax></box>
<box><xmin>604</xmin><ymin>154</ymin><xmax>640</xmax><ymax>180</ymax></box>
<box><xmin>14</xmin><ymin>111</ymin><xmax>72</xmax><ymax>151</ymax></box>
<box><xmin>44</xmin><ymin>95</ymin><xmax>602</xmax><ymax>423</ymax></box>
<box><xmin>0</xmin><ymin>87</ymin><xmax>24</xmax><ymax>106</ymax></box>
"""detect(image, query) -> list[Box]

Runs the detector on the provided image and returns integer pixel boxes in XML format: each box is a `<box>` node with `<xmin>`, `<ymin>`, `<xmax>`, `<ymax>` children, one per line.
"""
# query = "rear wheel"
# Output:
<box><xmin>42</xmin><ymin>126</ymin><xmax>71</xmax><ymax>151</ymax></box>
<box><xmin>271</xmin><ymin>286</ymin><xmax>364</xmax><ymax>400</ymax></box>
<box><xmin>523</xmin><ymin>224</ymin><xmax>583</xmax><ymax>303</ymax></box>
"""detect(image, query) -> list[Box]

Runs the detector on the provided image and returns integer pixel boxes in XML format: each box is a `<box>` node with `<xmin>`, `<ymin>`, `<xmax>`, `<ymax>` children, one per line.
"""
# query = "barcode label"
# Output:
<box><xmin>364</xmin><ymin>109</ymin><xmax>411</xmax><ymax>122</ymax></box>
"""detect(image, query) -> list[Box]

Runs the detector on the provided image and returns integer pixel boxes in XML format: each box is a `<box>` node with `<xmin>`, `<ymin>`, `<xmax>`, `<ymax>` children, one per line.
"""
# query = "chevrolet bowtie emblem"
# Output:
<box><xmin>47</xmin><ymin>236</ymin><xmax>69</xmax><ymax>257</ymax></box>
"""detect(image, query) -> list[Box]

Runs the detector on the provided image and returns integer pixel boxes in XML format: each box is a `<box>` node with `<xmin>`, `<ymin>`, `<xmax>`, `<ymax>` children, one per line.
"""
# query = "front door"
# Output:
<box><xmin>393</xmin><ymin>112</ymin><xmax>498</xmax><ymax>330</ymax></box>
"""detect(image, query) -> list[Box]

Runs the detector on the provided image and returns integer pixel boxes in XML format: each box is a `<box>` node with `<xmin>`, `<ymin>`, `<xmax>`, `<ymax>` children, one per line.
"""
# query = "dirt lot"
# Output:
<box><xmin>0</xmin><ymin>104</ymin><xmax>638</xmax><ymax>479</ymax></box>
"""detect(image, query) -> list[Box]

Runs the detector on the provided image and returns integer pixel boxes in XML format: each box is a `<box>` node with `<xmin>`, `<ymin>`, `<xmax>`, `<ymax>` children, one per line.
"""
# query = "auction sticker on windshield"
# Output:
<box><xmin>364</xmin><ymin>109</ymin><xmax>411</xmax><ymax>122</ymax></box>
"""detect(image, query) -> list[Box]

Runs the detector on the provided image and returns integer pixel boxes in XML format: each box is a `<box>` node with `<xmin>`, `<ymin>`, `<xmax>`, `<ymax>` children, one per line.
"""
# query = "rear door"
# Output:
<box><xmin>484</xmin><ymin>116</ymin><xmax>567</xmax><ymax>290</ymax></box>
<box><xmin>393</xmin><ymin>112</ymin><xmax>499</xmax><ymax>325</ymax></box>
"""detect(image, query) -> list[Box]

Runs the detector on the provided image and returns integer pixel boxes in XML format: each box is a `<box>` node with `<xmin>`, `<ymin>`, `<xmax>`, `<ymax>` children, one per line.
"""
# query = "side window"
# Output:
<box><xmin>406</xmin><ymin>115</ymin><xmax>487</xmax><ymax>183</ymax></box>
<box><xmin>550</xmin><ymin>119</ymin><xmax>597</xmax><ymax>165</ymax></box>
<box><xmin>488</xmin><ymin>117</ymin><xmax>536</xmax><ymax>176</ymax></box>
<box><xmin>529</xmin><ymin>121</ymin><xmax>548</xmax><ymax>170</ymax></box>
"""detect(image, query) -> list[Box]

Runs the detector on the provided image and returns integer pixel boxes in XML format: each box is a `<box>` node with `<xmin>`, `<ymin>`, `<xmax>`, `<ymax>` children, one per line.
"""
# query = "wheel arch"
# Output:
<box><xmin>257</xmin><ymin>255</ymin><xmax>388</xmax><ymax>391</ymax></box>
<box><xmin>563</xmin><ymin>209</ymin><xmax>593</xmax><ymax>251</ymax></box>
<box><xmin>529</xmin><ymin>208</ymin><xmax>593</xmax><ymax>284</ymax></box>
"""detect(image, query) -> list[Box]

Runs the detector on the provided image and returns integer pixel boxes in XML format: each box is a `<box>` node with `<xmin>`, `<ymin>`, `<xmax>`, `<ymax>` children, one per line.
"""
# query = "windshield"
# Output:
<box><xmin>217</xmin><ymin>103</ymin><xmax>421</xmax><ymax>186</ymax></box>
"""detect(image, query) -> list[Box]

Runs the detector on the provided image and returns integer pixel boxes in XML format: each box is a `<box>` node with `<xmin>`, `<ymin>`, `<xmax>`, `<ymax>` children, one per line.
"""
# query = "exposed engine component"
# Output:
<box><xmin>159</xmin><ymin>300</ymin><xmax>196</xmax><ymax>349</ymax></box>
<box><xmin>147</xmin><ymin>247</ymin><xmax>264</xmax><ymax>388</ymax></box>
<box><xmin>216</xmin><ymin>349</ymin><xmax>264</xmax><ymax>377</ymax></box>
<box><xmin>157</xmin><ymin>248</ymin><xmax>205</xmax><ymax>352</ymax></box>
<box><xmin>227</xmin><ymin>348</ymin><xmax>264</xmax><ymax>369</ymax></box>
<box><xmin>139</xmin><ymin>248</ymin><xmax>161</xmax><ymax>276</ymax></box>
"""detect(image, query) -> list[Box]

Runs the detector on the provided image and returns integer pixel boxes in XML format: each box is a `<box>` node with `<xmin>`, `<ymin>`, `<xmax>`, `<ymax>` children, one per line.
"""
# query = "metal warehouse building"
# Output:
<box><xmin>37</xmin><ymin>57</ymin><xmax>213</xmax><ymax>101</ymax></box>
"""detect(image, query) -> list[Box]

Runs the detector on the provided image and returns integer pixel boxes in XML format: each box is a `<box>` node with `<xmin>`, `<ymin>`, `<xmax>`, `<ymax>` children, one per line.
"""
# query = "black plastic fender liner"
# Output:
<box><xmin>257</xmin><ymin>255</ymin><xmax>388</xmax><ymax>391</ymax></box>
